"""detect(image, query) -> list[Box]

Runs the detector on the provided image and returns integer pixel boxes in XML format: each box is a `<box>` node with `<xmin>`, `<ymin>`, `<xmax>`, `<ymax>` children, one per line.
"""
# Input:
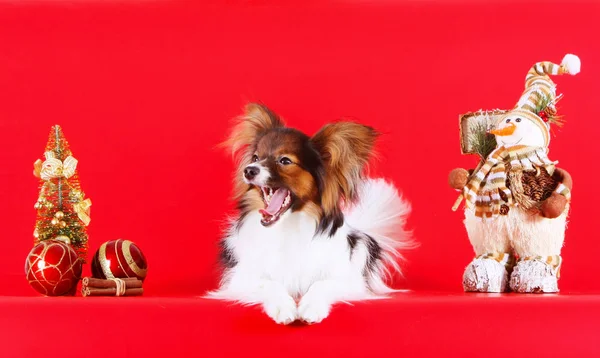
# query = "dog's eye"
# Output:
<box><xmin>279</xmin><ymin>157</ymin><xmax>292</xmax><ymax>165</ymax></box>
<box><xmin>252</xmin><ymin>155</ymin><xmax>259</xmax><ymax>162</ymax></box>
<box><xmin>515</xmin><ymin>118</ymin><xmax>522</xmax><ymax>123</ymax></box>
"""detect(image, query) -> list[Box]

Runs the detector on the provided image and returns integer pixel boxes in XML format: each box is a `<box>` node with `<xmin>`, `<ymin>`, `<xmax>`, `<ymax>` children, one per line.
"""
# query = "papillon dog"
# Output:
<box><xmin>208</xmin><ymin>103</ymin><xmax>413</xmax><ymax>324</ymax></box>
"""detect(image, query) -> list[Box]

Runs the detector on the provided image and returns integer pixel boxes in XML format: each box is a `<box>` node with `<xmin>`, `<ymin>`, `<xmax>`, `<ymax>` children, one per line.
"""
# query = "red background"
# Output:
<box><xmin>1</xmin><ymin>1</ymin><xmax>599</xmax><ymax>357</ymax></box>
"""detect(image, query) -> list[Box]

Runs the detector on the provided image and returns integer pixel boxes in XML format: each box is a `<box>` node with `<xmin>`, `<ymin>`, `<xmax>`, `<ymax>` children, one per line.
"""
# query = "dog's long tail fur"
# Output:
<box><xmin>344</xmin><ymin>178</ymin><xmax>414</xmax><ymax>294</ymax></box>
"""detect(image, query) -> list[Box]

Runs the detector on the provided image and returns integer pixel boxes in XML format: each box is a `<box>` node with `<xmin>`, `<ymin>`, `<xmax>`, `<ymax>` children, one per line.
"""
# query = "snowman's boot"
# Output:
<box><xmin>463</xmin><ymin>209</ymin><xmax>512</xmax><ymax>292</ymax></box>
<box><xmin>509</xmin><ymin>207</ymin><xmax>567</xmax><ymax>293</ymax></box>
<box><xmin>463</xmin><ymin>253</ymin><xmax>515</xmax><ymax>292</ymax></box>
<box><xmin>510</xmin><ymin>256</ymin><xmax>561</xmax><ymax>293</ymax></box>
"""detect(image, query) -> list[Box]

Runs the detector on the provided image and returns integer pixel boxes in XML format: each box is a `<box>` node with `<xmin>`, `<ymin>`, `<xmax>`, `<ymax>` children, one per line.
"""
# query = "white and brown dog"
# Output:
<box><xmin>208</xmin><ymin>103</ymin><xmax>413</xmax><ymax>324</ymax></box>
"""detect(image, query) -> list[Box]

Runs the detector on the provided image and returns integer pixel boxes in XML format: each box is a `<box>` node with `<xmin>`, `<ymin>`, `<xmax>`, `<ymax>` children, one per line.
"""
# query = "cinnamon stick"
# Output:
<box><xmin>82</xmin><ymin>277</ymin><xmax>142</xmax><ymax>289</ymax></box>
<box><xmin>82</xmin><ymin>287</ymin><xmax>144</xmax><ymax>297</ymax></box>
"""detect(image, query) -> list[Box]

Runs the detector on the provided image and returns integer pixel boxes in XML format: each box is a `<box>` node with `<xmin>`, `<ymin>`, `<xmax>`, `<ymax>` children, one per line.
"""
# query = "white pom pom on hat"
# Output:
<box><xmin>561</xmin><ymin>54</ymin><xmax>581</xmax><ymax>75</ymax></box>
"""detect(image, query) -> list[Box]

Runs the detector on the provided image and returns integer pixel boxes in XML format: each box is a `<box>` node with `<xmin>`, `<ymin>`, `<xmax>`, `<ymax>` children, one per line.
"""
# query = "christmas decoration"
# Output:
<box><xmin>81</xmin><ymin>277</ymin><xmax>144</xmax><ymax>297</ymax></box>
<box><xmin>91</xmin><ymin>240</ymin><xmax>148</xmax><ymax>281</ymax></box>
<box><xmin>32</xmin><ymin>125</ymin><xmax>92</xmax><ymax>260</ymax></box>
<box><xmin>25</xmin><ymin>239</ymin><xmax>83</xmax><ymax>296</ymax></box>
<box><xmin>449</xmin><ymin>54</ymin><xmax>580</xmax><ymax>293</ymax></box>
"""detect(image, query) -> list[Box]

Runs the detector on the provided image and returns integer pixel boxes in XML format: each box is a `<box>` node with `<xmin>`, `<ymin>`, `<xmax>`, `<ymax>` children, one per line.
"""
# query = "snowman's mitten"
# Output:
<box><xmin>552</xmin><ymin>168</ymin><xmax>573</xmax><ymax>190</ymax></box>
<box><xmin>541</xmin><ymin>193</ymin><xmax>568</xmax><ymax>218</ymax></box>
<box><xmin>541</xmin><ymin>168</ymin><xmax>572</xmax><ymax>218</ymax></box>
<box><xmin>448</xmin><ymin>168</ymin><xmax>470</xmax><ymax>190</ymax></box>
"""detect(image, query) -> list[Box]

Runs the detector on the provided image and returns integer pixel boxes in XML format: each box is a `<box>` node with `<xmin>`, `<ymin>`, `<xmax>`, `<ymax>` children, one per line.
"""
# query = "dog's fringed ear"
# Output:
<box><xmin>311</xmin><ymin>122</ymin><xmax>378</xmax><ymax>214</ymax></box>
<box><xmin>222</xmin><ymin>103</ymin><xmax>284</xmax><ymax>156</ymax></box>
<box><xmin>223</xmin><ymin>103</ymin><xmax>284</xmax><ymax>200</ymax></box>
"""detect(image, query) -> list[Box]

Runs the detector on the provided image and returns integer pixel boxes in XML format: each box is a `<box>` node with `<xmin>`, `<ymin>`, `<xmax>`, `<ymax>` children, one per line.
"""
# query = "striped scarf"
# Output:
<box><xmin>462</xmin><ymin>145</ymin><xmax>570</xmax><ymax>218</ymax></box>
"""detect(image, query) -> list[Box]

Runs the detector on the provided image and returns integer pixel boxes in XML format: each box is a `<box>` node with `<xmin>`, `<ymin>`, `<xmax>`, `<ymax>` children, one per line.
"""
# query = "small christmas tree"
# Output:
<box><xmin>33</xmin><ymin>125</ymin><xmax>91</xmax><ymax>260</ymax></box>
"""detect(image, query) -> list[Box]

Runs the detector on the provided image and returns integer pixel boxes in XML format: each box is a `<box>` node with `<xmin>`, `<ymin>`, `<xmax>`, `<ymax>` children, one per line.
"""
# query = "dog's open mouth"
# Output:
<box><xmin>259</xmin><ymin>186</ymin><xmax>292</xmax><ymax>226</ymax></box>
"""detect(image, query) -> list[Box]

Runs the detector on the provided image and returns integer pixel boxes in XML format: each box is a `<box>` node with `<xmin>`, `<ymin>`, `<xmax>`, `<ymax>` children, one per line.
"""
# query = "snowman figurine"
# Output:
<box><xmin>449</xmin><ymin>54</ymin><xmax>580</xmax><ymax>293</ymax></box>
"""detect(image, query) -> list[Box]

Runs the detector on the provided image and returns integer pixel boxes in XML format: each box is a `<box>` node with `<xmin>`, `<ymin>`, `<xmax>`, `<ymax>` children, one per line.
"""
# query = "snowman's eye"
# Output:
<box><xmin>516</xmin><ymin>118</ymin><xmax>522</xmax><ymax>123</ymax></box>
<box><xmin>506</xmin><ymin>119</ymin><xmax>511</xmax><ymax>123</ymax></box>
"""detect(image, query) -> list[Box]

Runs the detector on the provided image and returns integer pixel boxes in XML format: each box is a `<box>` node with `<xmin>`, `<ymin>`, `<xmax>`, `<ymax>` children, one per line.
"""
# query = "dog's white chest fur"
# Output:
<box><xmin>211</xmin><ymin>179</ymin><xmax>411</xmax><ymax>324</ymax></box>
<box><xmin>230</xmin><ymin>211</ymin><xmax>352</xmax><ymax>297</ymax></box>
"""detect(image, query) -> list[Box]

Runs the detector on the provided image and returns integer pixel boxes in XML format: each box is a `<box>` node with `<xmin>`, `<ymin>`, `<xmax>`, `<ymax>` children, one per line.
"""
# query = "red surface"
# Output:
<box><xmin>3</xmin><ymin>293</ymin><xmax>600</xmax><ymax>358</ymax></box>
<box><xmin>1</xmin><ymin>1</ymin><xmax>599</xmax><ymax>357</ymax></box>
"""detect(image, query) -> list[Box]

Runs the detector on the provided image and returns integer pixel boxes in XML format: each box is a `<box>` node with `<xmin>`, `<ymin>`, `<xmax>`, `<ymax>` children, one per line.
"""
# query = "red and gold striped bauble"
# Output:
<box><xmin>91</xmin><ymin>239</ymin><xmax>148</xmax><ymax>281</ymax></box>
<box><xmin>25</xmin><ymin>239</ymin><xmax>83</xmax><ymax>296</ymax></box>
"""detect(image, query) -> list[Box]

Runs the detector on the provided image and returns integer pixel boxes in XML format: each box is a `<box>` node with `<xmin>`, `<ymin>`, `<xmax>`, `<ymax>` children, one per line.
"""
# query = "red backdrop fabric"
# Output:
<box><xmin>1</xmin><ymin>1</ymin><xmax>599</xmax><ymax>357</ymax></box>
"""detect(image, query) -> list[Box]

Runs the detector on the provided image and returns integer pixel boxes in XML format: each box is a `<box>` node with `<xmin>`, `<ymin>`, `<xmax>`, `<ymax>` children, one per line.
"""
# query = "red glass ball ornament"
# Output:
<box><xmin>91</xmin><ymin>239</ymin><xmax>148</xmax><ymax>281</ymax></box>
<box><xmin>25</xmin><ymin>239</ymin><xmax>83</xmax><ymax>296</ymax></box>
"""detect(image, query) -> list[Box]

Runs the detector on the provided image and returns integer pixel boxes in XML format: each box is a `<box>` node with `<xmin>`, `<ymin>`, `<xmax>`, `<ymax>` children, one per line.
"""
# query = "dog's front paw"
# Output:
<box><xmin>298</xmin><ymin>292</ymin><xmax>331</xmax><ymax>324</ymax></box>
<box><xmin>263</xmin><ymin>294</ymin><xmax>297</xmax><ymax>325</ymax></box>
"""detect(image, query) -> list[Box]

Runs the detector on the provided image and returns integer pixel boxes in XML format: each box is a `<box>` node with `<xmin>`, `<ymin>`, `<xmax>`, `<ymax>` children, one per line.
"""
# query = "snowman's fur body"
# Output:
<box><xmin>460</xmin><ymin>54</ymin><xmax>579</xmax><ymax>293</ymax></box>
<box><xmin>464</xmin><ymin>205</ymin><xmax>568</xmax><ymax>258</ymax></box>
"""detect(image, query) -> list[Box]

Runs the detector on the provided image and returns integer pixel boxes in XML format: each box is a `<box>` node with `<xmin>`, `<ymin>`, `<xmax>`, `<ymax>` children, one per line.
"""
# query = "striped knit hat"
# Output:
<box><xmin>500</xmin><ymin>54</ymin><xmax>581</xmax><ymax>147</ymax></box>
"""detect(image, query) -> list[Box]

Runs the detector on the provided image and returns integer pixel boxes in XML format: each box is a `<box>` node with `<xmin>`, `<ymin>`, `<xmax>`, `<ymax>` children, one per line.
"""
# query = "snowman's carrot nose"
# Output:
<box><xmin>489</xmin><ymin>122</ymin><xmax>516</xmax><ymax>136</ymax></box>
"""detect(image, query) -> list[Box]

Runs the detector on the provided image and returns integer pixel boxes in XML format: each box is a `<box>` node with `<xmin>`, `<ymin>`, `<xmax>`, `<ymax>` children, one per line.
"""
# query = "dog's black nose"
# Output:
<box><xmin>244</xmin><ymin>166</ymin><xmax>260</xmax><ymax>180</ymax></box>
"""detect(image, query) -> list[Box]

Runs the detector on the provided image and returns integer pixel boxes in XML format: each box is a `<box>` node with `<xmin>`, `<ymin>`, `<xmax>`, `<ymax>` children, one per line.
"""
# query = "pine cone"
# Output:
<box><xmin>520</xmin><ymin>167</ymin><xmax>558</xmax><ymax>203</ymax></box>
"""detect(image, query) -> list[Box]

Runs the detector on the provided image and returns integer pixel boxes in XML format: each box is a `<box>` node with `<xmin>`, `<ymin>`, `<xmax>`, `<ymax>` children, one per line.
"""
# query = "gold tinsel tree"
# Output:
<box><xmin>33</xmin><ymin>125</ymin><xmax>91</xmax><ymax>260</ymax></box>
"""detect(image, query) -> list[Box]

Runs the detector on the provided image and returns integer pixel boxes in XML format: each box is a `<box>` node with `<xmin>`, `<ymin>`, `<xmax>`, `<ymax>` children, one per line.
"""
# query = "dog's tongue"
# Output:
<box><xmin>262</xmin><ymin>188</ymin><xmax>288</xmax><ymax>215</ymax></box>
